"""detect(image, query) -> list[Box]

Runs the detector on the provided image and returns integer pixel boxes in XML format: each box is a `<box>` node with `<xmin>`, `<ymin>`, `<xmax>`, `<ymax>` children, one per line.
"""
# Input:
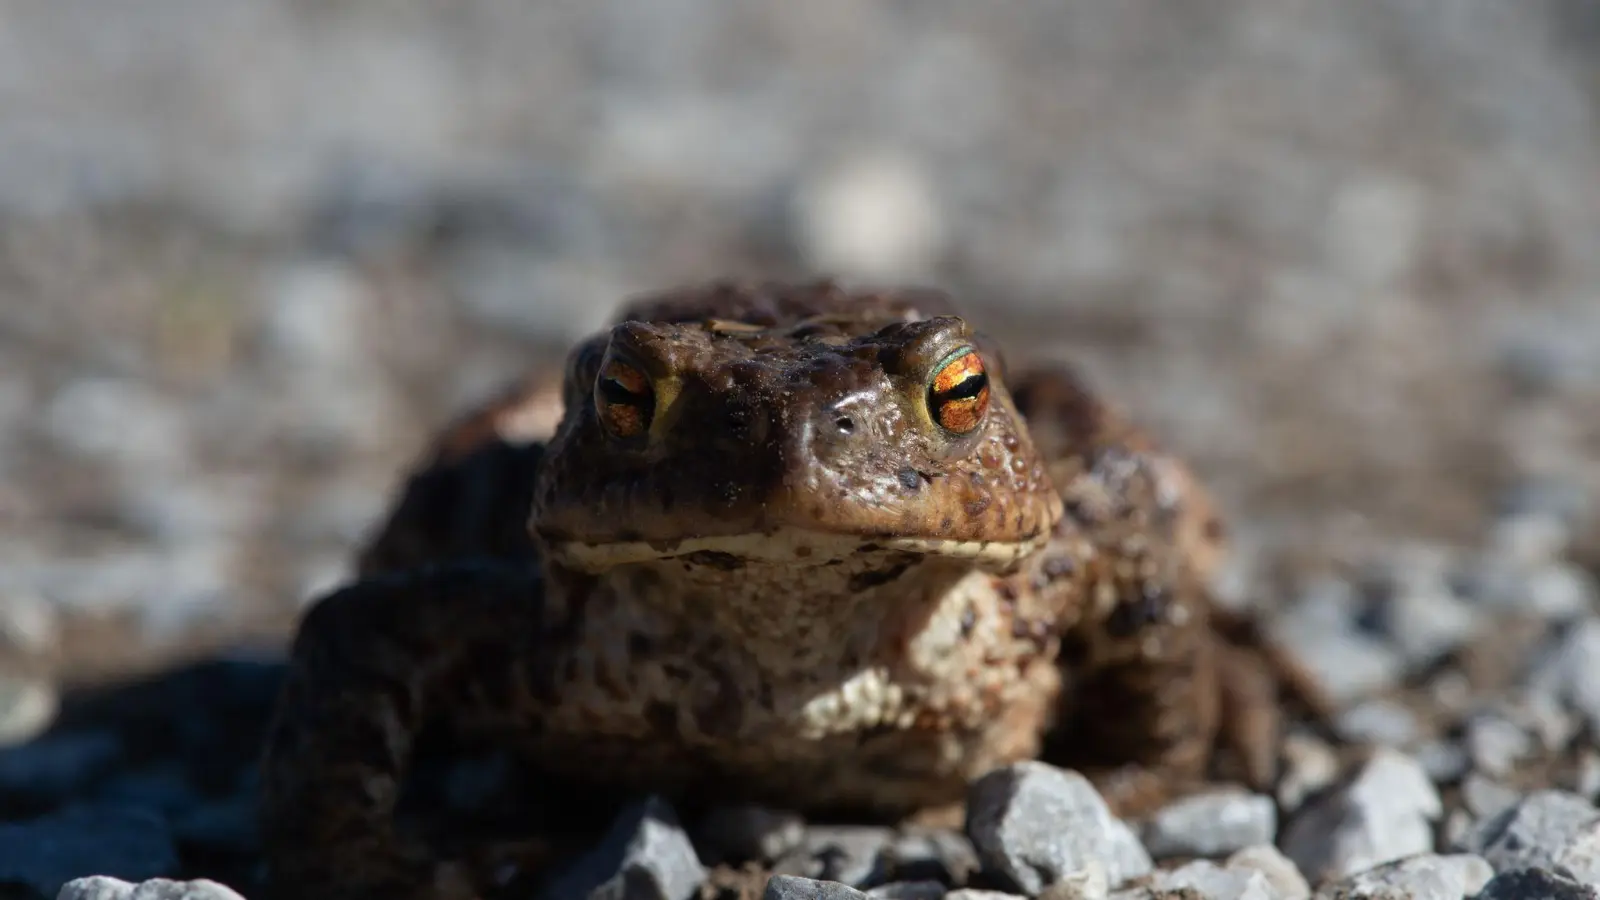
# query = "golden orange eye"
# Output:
<box><xmin>596</xmin><ymin>357</ymin><xmax>654</xmax><ymax>438</ymax></box>
<box><xmin>928</xmin><ymin>348</ymin><xmax>990</xmax><ymax>434</ymax></box>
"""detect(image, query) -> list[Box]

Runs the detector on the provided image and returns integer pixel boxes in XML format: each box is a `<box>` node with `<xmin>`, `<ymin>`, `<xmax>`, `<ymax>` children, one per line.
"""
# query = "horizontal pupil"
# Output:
<box><xmin>934</xmin><ymin>371</ymin><xmax>988</xmax><ymax>402</ymax></box>
<box><xmin>600</xmin><ymin>376</ymin><xmax>649</xmax><ymax>406</ymax></box>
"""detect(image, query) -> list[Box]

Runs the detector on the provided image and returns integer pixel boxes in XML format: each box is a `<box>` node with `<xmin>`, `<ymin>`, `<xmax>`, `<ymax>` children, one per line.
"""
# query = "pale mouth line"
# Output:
<box><xmin>544</xmin><ymin>527</ymin><xmax>1048</xmax><ymax>569</ymax></box>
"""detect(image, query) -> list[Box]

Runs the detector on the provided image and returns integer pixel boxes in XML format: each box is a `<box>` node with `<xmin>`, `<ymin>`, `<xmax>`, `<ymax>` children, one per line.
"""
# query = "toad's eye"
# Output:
<box><xmin>928</xmin><ymin>349</ymin><xmax>990</xmax><ymax>435</ymax></box>
<box><xmin>596</xmin><ymin>358</ymin><xmax>654</xmax><ymax>439</ymax></box>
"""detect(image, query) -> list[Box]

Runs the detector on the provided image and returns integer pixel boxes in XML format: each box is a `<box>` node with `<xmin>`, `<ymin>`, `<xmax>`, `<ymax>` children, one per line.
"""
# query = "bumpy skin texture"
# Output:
<box><xmin>260</xmin><ymin>280</ymin><xmax>1325</xmax><ymax>900</ymax></box>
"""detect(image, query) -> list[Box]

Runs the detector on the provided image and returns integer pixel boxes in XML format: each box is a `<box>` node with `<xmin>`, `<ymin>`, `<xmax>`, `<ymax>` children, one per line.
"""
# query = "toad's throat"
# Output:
<box><xmin>543</xmin><ymin>526</ymin><xmax>1048</xmax><ymax>572</ymax></box>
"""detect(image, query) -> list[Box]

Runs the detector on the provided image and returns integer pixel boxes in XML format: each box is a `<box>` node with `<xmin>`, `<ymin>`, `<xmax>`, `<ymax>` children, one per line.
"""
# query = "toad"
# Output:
<box><xmin>260</xmin><ymin>280</ymin><xmax>1325</xmax><ymax>899</ymax></box>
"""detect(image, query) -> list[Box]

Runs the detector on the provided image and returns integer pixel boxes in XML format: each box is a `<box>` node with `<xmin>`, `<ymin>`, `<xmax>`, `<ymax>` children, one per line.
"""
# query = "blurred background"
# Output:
<box><xmin>0</xmin><ymin>0</ymin><xmax>1598</xmax><ymax>697</ymax></box>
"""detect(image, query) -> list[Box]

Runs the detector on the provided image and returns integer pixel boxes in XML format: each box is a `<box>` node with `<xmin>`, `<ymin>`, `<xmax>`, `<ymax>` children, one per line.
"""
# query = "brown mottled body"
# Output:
<box><xmin>260</xmin><ymin>281</ymin><xmax>1324</xmax><ymax>899</ymax></box>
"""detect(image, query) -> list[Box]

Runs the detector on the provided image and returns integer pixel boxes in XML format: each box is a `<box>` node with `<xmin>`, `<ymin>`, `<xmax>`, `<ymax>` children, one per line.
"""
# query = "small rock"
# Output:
<box><xmin>1488</xmin><ymin>512</ymin><xmax>1572</xmax><ymax>567</ymax></box>
<box><xmin>1415</xmin><ymin>740</ymin><xmax>1470</xmax><ymax>784</ymax></box>
<box><xmin>1142</xmin><ymin>789</ymin><xmax>1277</xmax><ymax>859</ymax></box>
<box><xmin>965</xmin><ymin>762</ymin><xmax>1150</xmax><ymax>895</ymax></box>
<box><xmin>1280</xmin><ymin>749</ymin><xmax>1441</xmax><ymax>882</ymax></box>
<box><xmin>764</xmin><ymin>875</ymin><xmax>869</xmax><ymax>900</ymax></box>
<box><xmin>56</xmin><ymin>877</ymin><xmax>248</xmax><ymax>899</ymax></box>
<box><xmin>538</xmin><ymin>795</ymin><xmax>706</xmax><ymax>900</ymax></box>
<box><xmin>865</xmin><ymin>882</ymin><xmax>946</xmax><ymax>900</ymax></box>
<box><xmin>1277</xmin><ymin>734</ymin><xmax>1341</xmax><ymax>812</ymax></box>
<box><xmin>1377</xmin><ymin>584</ymin><xmax>1482</xmax><ymax>672</ymax></box>
<box><xmin>1226</xmin><ymin>846</ymin><xmax>1309</xmax><ymax>900</ymax></box>
<box><xmin>256</xmin><ymin>262</ymin><xmax>371</xmax><ymax>369</ymax></box>
<box><xmin>1271</xmin><ymin>586</ymin><xmax>1402</xmax><ymax>705</ymax></box>
<box><xmin>1473</xmin><ymin>867</ymin><xmax>1600</xmax><ymax>900</ymax></box>
<box><xmin>881</xmin><ymin>830</ymin><xmax>979</xmax><ymax>885</ymax></box>
<box><xmin>1496</xmin><ymin>478</ymin><xmax>1593</xmax><ymax>533</ymax></box>
<box><xmin>44</xmin><ymin>377</ymin><xmax>191</xmax><ymax>471</ymax></box>
<box><xmin>1038</xmin><ymin>860</ymin><xmax>1107</xmax><ymax>900</ymax></box>
<box><xmin>1311</xmin><ymin>853</ymin><xmax>1492</xmax><ymax>900</ymax></box>
<box><xmin>1335</xmin><ymin>699</ymin><xmax>1421</xmax><ymax>748</ymax></box>
<box><xmin>788</xmin><ymin>149</ymin><xmax>945</xmax><ymax>280</ymax></box>
<box><xmin>803</xmin><ymin>826</ymin><xmax>896</xmax><ymax>887</ymax></box>
<box><xmin>695</xmin><ymin>805</ymin><xmax>805</xmax><ymax>865</ymax></box>
<box><xmin>0</xmin><ymin>677</ymin><xmax>58</xmax><ymax>747</ymax></box>
<box><xmin>1454</xmin><ymin>790</ymin><xmax>1600</xmax><ymax>879</ymax></box>
<box><xmin>1465</xmin><ymin>714</ymin><xmax>1534</xmax><ymax>777</ymax></box>
<box><xmin>0</xmin><ymin>590</ymin><xmax>61</xmax><ymax>657</ymax></box>
<box><xmin>1461</xmin><ymin>773</ymin><xmax>1522</xmax><ymax>820</ymax></box>
<box><xmin>946</xmin><ymin>892</ymin><xmax>1023</xmax><ymax>900</ymax></box>
<box><xmin>1114</xmin><ymin>860</ymin><xmax>1272</xmax><ymax>900</ymax></box>
<box><xmin>1463</xmin><ymin>560</ymin><xmax>1596</xmax><ymax>622</ymax></box>
<box><xmin>1529</xmin><ymin>619</ymin><xmax>1600</xmax><ymax>734</ymax></box>
<box><xmin>0</xmin><ymin>805</ymin><xmax>178</xmax><ymax>897</ymax></box>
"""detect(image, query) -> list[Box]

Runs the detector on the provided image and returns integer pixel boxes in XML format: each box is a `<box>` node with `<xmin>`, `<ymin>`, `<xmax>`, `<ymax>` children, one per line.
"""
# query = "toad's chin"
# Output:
<box><xmin>540</xmin><ymin>526</ymin><xmax>1049</xmax><ymax>573</ymax></box>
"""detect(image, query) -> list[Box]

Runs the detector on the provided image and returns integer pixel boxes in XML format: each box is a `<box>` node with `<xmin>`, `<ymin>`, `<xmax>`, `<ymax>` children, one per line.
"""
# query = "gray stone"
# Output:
<box><xmin>1038</xmin><ymin>860</ymin><xmax>1108</xmax><ymax>900</ymax></box>
<box><xmin>1416</xmin><ymin>740</ymin><xmax>1471</xmax><ymax>784</ymax></box>
<box><xmin>1226</xmin><ymin>846</ymin><xmax>1309</xmax><ymax>900</ymax></box>
<box><xmin>56</xmin><ymin>877</ymin><xmax>137</xmax><ymax>900</ymax></box>
<box><xmin>43</xmin><ymin>377</ymin><xmax>191</xmax><ymax>471</ymax></box>
<box><xmin>881</xmin><ymin>831</ymin><xmax>979</xmax><ymax>886</ymax></box>
<box><xmin>945</xmin><ymin>892</ymin><xmax>1023</xmax><ymax>900</ymax></box>
<box><xmin>256</xmin><ymin>262</ymin><xmax>371</xmax><ymax>370</ymax></box>
<box><xmin>1473</xmin><ymin>867</ymin><xmax>1600</xmax><ymax>900</ymax></box>
<box><xmin>1271</xmin><ymin>585</ymin><xmax>1402</xmax><ymax>705</ymax></box>
<box><xmin>1142</xmin><ymin>789</ymin><xmax>1277</xmax><ymax>859</ymax></box>
<box><xmin>1115</xmin><ymin>860</ymin><xmax>1273</xmax><ymax>900</ymax></box>
<box><xmin>865</xmin><ymin>882</ymin><xmax>946</xmax><ymax>900</ymax></box>
<box><xmin>57</xmin><ymin>877</ymin><xmax>248</xmax><ymax>900</ymax></box>
<box><xmin>1278</xmin><ymin>734</ymin><xmax>1341</xmax><ymax>812</ymax></box>
<box><xmin>1529</xmin><ymin>620</ymin><xmax>1600</xmax><ymax>734</ymax></box>
<box><xmin>695</xmin><ymin>805</ymin><xmax>805</xmax><ymax>864</ymax></box>
<box><xmin>1335</xmin><ymin>699</ymin><xmax>1421</xmax><ymax>748</ymax></box>
<box><xmin>965</xmin><ymin>762</ymin><xmax>1151</xmax><ymax>895</ymax></box>
<box><xmin>0</xmin><ymin>676</ymin><xmax>57</xmax><ymax>747</ymax></box>
<box><xmin>803</xmin><ymin>826</ymin><xmax>896</xmax><ymax>887</ymax></box>
<box><xmin>1280</xmin><ymin>749</ymin><xmax>1441</xmax><ymax>882</ymax></box>
<box><xmin>1496</xmin><ymin>479</ymin><xmax>1594</xmax><ymax>534</ymax></box>
<box><xmin>1488</xmin><ymin>512</ymin><xmax>1572</xmax><ymax>567</ymax></box>
<box><xmin>1312</xmin><ymin>853</ymin><xmax>1491</xmax><ymax>900</ymax></box>
<box><xmin>0</xmin><ymin>806</ymin><xmax>178</xmax><ymax>897</ymax></box>
<box><xmin>788</xmin><ymin>150</ymin><xmax>946</xmax><ymax>280</ymax></box>
<box><xmin>1454</xmin><ymin>790</ymin><xmax>1600</xmax><ymax>879</ymax></box>
<box><xmin>0</xmin><ymin>590</ymin><xmax>60</xmax><ymax>657</ymax></box>
<box><xmin>1463</xmin><ymin>560</ymin><xmax>1596</xmax><ymax>622</ymax></box>
<box><xmin>1461</xmin><ymin>773</ymin><xmax>1522</xmax><ymax>821</ymax></box>
<box><xmin>539</xmin><ymin>795</ymin><xmax>706</xmax><ymax>900</ymax></box>
<box><xmin>764</xmin><ymin>875</ymin><xmax>869</xmax><ymax>900</ymax></box>
<box><xmin>1377</xmin><ymin>584</ymin><xmax>1482</xmax><ymax>673</ymax></box>
<box><xmin>1466</xmin><ymin>714</ymin><xmax>1534</xmax><ymax>777</ymax></box>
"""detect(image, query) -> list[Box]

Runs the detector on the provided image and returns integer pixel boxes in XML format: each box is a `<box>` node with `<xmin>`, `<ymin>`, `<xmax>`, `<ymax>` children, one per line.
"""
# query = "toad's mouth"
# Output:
<box><xmin>542</xmin><ymin>526</ymin><xmax>1048</xmax><ymax>572</ymax></box>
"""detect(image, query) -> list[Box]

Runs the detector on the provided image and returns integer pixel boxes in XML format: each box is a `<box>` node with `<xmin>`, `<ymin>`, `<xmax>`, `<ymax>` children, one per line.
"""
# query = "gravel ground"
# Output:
<box><xmin>1</xmin><ymin>1</ymin><xmax>1599</xmax><ymax>898</ymax></box>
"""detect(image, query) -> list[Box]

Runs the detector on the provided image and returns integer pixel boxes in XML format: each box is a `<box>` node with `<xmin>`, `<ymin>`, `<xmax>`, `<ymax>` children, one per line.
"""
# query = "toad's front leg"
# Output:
<box><xmin>258</xmin><ymin>564</ymin><xmax>583</xmax><ymax>900</ymax></box>
<box><xmin>1012</xmin><ymin>366</ymin><xmax>1308</xmax><ymax>817</ymax></box>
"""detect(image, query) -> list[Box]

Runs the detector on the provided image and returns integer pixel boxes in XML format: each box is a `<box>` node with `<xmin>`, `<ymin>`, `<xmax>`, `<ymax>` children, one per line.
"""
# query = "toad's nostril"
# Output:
<box><xmin>834</xmin><ymin>416</ymin><xmax>855</xmax><ymax>434</ymax></box>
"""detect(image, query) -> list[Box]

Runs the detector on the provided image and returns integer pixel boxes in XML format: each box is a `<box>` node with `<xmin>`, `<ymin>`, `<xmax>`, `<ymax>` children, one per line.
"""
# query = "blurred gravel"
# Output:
<box><xmin>0</xmin><ymin>1</ymin><xmax>1598</xmax><ymax>898</ymax></box>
